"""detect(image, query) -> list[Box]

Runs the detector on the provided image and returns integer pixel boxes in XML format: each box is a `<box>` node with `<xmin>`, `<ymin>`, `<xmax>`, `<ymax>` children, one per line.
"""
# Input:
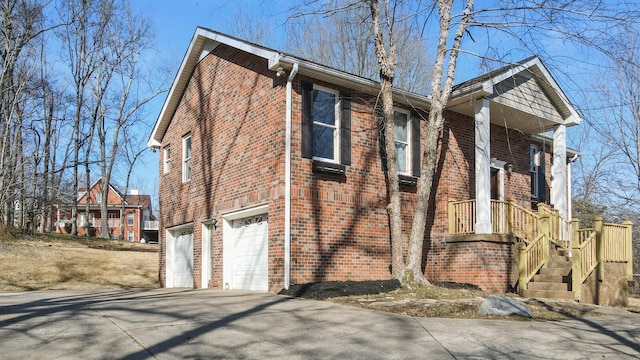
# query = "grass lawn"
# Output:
<box><xmin>0</xmin><ymin>227</ymin><xmax>159</xmax><ymax>291</ymax></box>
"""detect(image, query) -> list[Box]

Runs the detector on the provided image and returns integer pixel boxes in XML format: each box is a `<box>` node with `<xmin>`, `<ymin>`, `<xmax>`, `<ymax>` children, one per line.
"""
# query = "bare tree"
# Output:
<box><xmin>117</xmin><ymin>126</ymin><xmax>146</xmax><ymax>240</ymax></box>
<box><xmin>0</xmin><ymin>0</ymin><xmax>48</xmax><ymax>226</ymax></box>
<box><xmin>94</xmin><ymin>1</ymin><xmax>164</xmax><ymax>239</ymax></box>
<box><xmin>56</xmin><ymin>0</ymin><xmax>163</xmax><ymax>238</ymax></box>
<box><xmin>364</xmin><ymin>0</ymin><xmax>473</xmax><ymax>283</ymax></box>
<box><xmin>57</xmin><ymin>0</ymin><xmax>113</xmax><ymax>235</ymax></box>
<box><xmin>289</xmin><ymin>0</ymin><xmax>432</xmax><ymax>93</ymax></box>
<box><xmin>572</xmin><ymin>24</ymin><xmax>640</xmax><ymax>272</ymax></box>
<box><xmin>228</xmin><ymin>8</ymin><xmax>273</xmax><ymax>45</ymax></box>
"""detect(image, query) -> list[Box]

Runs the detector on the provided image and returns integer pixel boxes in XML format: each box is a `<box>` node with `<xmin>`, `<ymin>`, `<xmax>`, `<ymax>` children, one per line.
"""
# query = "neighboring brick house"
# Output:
<box><xmin>148</xmin><ymin>28</ymin><xmax>581</xmax><ymax>292</ymax></box>
<box><xmin>54</xmin><ymin>178</ymin><xmax>158</xmax><ymax>243</ymax></box>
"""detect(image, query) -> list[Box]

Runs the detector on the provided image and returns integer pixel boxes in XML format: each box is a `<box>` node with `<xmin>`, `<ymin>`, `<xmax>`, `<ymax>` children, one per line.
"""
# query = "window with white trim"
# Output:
<box><xmin>163</xmin><ymin>146</ymin><xmax>171</xmax><ymax>174</ymax></box>
<box><xmin>311</xmin><ymin>85</ymin><xmax>340</xmax><ymax>162</ymax></box>
<box><xmin>96</xmin><ymin>193</ymin><xmax>102</xmax><ymax>204</ymax></box>
<box><xmin>182</xmin><ymin>134</ymin><xmax>192</xmax><ymax>182</ymax></box>
<box><xmin>394</xmin><ymin>109</ymin><xmax>412</xmax><ymax>175</ymax></box>
<box><xmin>127</xmin><ymin>212</ymin><xmax>134</xmax><ymax>226</ymax></box>
<box><xmin>127</xmin><ymin>230</ymin><xmax>134</xmax><ymax>242</ymax></box>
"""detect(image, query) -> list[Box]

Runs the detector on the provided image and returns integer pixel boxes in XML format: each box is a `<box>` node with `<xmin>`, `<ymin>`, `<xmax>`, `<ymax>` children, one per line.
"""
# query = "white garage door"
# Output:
<box><xmin>226</xmin><ymin>214</ymin><xmax>268</xmax><ymax>291</ymax></box>
<box><xmin>170</xmin><ymin>229</ymin><xmax>194</xmax><ymax>288</ymax></box>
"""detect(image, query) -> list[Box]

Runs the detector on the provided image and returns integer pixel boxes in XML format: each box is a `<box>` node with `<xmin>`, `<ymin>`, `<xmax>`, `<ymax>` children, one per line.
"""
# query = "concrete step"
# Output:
<box><xmin>527</xmin><ymin>281</ymin><xmax>570</xmax><ymax>291</ymax></box>
<box><xmin>547</xmin><ymin>261</ymin><xmax>571</xmax><ymax>269</ymax></box>
<box><xmin>533</xmin><ymin>274</ymin><xmax>571</xmax><ymax>283</ymax></box>
<box><xmin>521</xmin><ymin>289</ymin><xmax>575</xmax><ymax>301</ymax></box>
<box><xmin>549</xmin><ymin>254</ymin><xmax>570</xmax><ymax>262</ymax></box>
<box><xmin>539</xmin><ymin>267</ymin><xmax>571</xmax><ymax>276</ymax></box>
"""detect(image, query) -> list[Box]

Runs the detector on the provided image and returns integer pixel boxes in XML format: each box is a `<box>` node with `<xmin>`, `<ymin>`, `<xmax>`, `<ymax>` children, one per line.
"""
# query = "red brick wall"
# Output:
<box><xmin>288</xmin><ymin>80</ymin><xmax>413</xmax><ymax>283</ymax></box>
<box><xmin>435</xmin><ymin>239</ymin><xmax>517</xmax><ymax>293</ymax></box>
<box><xmin>158</xmin><ymin>44</ymin><xmax>287</xmax><ymax>290</ymax></box>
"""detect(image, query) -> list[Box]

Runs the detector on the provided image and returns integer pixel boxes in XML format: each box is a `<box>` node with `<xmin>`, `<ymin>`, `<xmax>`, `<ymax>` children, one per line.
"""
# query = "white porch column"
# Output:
<box><xmin>475</xmin><ymin>99</ymin><xmax>492</xmax><ymax>234</ymax></box>
<box><xmin>552</xmin><ymin>124</ymin><xmax>568</xmax><ymax>220</ymax></box>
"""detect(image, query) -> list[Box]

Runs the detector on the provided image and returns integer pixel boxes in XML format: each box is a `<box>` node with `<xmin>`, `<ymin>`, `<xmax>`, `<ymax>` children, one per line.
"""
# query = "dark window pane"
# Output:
<box><xmin>313</xmin><ymin>125</ymin><xmax>334</xmax><ymax>159</ymax></box>
<box><xmin>312</xmin><ymin>90</ymin><xmax>335</xmax><ymax>125</ymax></box>
<box><xmin>394</xmin><ymin>114</ymin><xmax>408</xmax><ymax>142</ymax></box>
<box><xmin>396</xmin><ymin>143</ymin><xmax>407</xmax><ymax>173</ymax></box>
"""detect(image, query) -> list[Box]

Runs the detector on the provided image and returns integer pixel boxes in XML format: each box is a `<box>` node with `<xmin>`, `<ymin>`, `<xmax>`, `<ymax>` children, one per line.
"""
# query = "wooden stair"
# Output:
<box><xmin>521</xmin><ymin>246</ymin><xmax>575</xmax><ymax>301</ymax></box>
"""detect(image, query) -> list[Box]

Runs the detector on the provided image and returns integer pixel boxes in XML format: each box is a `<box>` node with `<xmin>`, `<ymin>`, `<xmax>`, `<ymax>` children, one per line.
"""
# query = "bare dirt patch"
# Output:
<box><xmin>282</xmin><ymin>280</ymin><xmax>640</xmax><ymax>321</ymax></box>
<box><xmin>0</xmin><ymin>230</ymin><xmax>159</xmax><ymax>291</ymax></box>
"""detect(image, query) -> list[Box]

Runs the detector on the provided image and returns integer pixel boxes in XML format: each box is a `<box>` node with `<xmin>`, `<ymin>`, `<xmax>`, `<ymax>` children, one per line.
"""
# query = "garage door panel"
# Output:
<box><xmin>225</xmin><ymin>214</ymin><xmax>268</xmax><ymax>291</ymax></box>
<box><xmin>169</xmin><ymin>229</ymin><xmax>194</xmax><ymax>288</ymax></box>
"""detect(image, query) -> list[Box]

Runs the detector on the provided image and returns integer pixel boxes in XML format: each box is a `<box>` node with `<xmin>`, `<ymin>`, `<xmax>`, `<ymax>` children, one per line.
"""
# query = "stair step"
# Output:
<box><xmin>547</xmin><ymin>261</ymin><xmax>571</xmax><ymax>269</ymax></box>
<box><xmin>521</xmin><ymin>289</ymin><xmax>575</xmax><ymax>301</ymax></box>
<box><xmin>550</xmin><ymin>254</ymin><xmax>570</xmax><ymax>262</ymax></box>
<box><xmin>527</xmin><ymin>281</ymin><xmax>570</xmax><ymax>291</ymax></box>
<box><xmin>533</xmin><ymin>274</ymin><xmax>570</xmax><ymax>283</ymax></box>
<box><xmin>539</xmin><ymin>267</ymin><xmax>571</xmax><ymax>276</ymax></box>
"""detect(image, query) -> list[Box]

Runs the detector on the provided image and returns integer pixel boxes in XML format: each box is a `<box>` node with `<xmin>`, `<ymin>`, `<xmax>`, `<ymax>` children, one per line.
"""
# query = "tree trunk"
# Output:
<box><xmin>368</xmin><ymin>0</ymin><xmax>406</xmax><ymax>279</ymax></box>
<box><xmin>405</xmin><ymin>0</ymin><xmax>474</xmax><ymax>281</ymax></box>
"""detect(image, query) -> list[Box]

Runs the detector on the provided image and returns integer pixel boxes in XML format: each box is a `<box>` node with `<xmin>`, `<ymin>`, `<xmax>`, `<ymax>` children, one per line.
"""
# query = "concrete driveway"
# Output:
<box><xmin>0</xmin><ymin>289</ymin><xmax>639</xmax><ymax>359</ymax></box>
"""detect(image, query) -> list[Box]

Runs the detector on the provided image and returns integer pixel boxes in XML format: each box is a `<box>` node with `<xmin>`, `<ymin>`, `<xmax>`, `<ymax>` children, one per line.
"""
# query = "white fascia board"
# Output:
<box><xmin>147</xmin><ymin>30</ymin><xmax>203</xmax><ymax>148</ymax></box>
<box><xmin>196</xmin><ymin>27</ymin><xmax>279</xmax><ymax>61</ymax></box>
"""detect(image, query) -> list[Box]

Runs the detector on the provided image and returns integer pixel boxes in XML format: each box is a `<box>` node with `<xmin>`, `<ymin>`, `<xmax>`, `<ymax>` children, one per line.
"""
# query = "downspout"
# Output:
<box><xmin>284</xmin><ymin>63</ymin><xmax>298</xmax><ymax>290</ymax></box>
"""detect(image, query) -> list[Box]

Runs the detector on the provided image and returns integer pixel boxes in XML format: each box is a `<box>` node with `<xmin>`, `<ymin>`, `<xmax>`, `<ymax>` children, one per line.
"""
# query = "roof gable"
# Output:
<box><xmin>490</xmin><ymin>73</ymin><xmax>564</xmax><ymax>124</ymax></box>
<box><xmin>448</xmin><ymin>57</ymin><xmax>582</xmax><ymax>133</ymax></box>
<box><xmin>77</xmin><ymin>178</ymin><xmax>125</xmax><ymax>205</ymax></box>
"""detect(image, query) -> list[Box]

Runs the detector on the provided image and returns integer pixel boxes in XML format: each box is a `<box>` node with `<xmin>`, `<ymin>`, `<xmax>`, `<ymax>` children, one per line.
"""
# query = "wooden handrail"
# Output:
<box><xmin>575</xmin><ymin>231</ymin><xmax>598</xmax><ymax>283</ymax></box>
<box><xmin>519</xmin><ymin>233</ymin><xmax>547</xmax><ymax>291</ymax></box>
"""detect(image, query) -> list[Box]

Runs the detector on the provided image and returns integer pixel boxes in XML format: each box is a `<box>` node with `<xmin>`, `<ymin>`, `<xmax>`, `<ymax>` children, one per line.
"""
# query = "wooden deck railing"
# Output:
<box><xmin>448</xmin><ymin>198</ymin><xmax>633</xmax><ymax>299</ymax></box>
<box><xmin>573</xmin><ymin>229</ymin><xmax>598</xmax><ymax>285</ymax></box>
<box><xmin>518</xmin><ymin>233</ymin><xmax>547</xmax><ymax>291</ymax></box>
<box><xmin>603</xmin><ymin>223</ymin><xmax>630</xmax><ymax>262</ymax></box>
<box><xmin>491</xmin><ymin>200</ymin><xmax>508</xmax><ymax>234</ymax></box>
<box><xmin>540</xmin><ymin>205</ymin><xmax>572</xmax><ymax>252</ymax></box>
<box><xmin>449</xmin><ymin>199</ymin><xmax>540</xmax><ymax>242</ymax></box>
<box><xmin>448</xmin><ymin>199</ymin><xmax>475</xmax><ymax>235</ymax></box>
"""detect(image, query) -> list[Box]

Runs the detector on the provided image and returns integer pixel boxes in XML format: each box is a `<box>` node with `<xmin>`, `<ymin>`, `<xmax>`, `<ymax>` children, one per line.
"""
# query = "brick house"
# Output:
<box><xmin>55</xmin><ymin>178</ymin><xmax>158</xmax><ymax>243</ymax></box>
<box><xmin>148</xmin><ymin>28</ymin><xmax>582</xmax><ymax>292</ymax></box>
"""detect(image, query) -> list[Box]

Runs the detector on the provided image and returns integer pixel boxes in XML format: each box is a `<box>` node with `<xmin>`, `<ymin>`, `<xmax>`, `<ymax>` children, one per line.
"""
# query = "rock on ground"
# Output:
<box><xmin>479</xmin><ymin>294</ymin><xmax>532</xmax><ymax>317</ymax></box>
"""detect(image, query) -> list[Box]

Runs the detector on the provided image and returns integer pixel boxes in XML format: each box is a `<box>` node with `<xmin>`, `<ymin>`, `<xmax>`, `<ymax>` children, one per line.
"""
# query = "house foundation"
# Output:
<box><xmin>436</xmin><ymin>234</ymin><xmax>518</xmax><ymax>293</ymax></box>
